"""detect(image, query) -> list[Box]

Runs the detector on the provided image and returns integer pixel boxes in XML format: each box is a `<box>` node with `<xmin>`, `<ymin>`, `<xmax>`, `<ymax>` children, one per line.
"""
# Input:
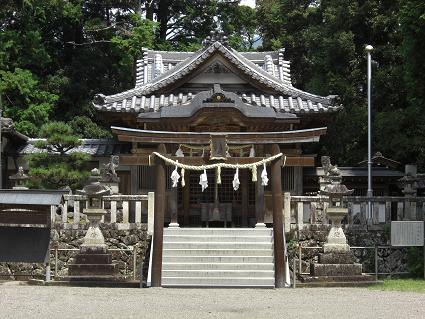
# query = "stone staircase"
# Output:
<box><xmin>161</xmin><ymin>228</ymin><xmax>275</xmax><ymax>288</ymax></box>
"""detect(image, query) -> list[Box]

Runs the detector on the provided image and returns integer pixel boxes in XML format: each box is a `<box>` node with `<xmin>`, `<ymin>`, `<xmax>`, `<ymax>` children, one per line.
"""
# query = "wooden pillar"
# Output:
<box><xmin>241</xmin><ymin>169</ymin><xmax>249</xmax><ymax>227</ymax></box>
<box><xmin>169</xmin><ymin>187</ymin><xmax>179</xmax><ymax>227</ymax></box>
<box><xmin>152</xmin><ymin>144</ymin><xmax>166</xmax><ymax>287</ymax></box>
<box><xmin>183</xmin><ymin>177</ymin><xmax>190</xmax><ymax>226</ymax></box>
<box><xmin>255</xmin><ymin>165</ymin><xmax>266</xmax><ymax>227</ymax></box>
<box><xmin>271</xmin><ymin>144</ymin><xmax>285</xmax><ymax>288</ymax></box>
<box><xmin>130</xmin><ymin>166</ymin><xmax>138</xmax><ymax>194</ymax></box>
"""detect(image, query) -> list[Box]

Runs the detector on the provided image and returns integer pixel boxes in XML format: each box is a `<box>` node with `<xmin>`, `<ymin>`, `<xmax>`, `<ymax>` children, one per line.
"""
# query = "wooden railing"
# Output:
<box><xmin>51</xmin><ymin>193</ymin><xmax>155</xmax><ymax>233</ymax></box>
<box><xmin>285</xmin><ymin>192</ymin><xmax>425</xmax><ymax>230</ymax></box>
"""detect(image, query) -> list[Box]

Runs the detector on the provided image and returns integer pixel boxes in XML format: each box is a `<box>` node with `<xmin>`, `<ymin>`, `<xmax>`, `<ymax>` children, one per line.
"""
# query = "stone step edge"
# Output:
<box><xmin>161</xmin><ymin>284</ymin><xmax>275</xmax><ymax>288</ymax></box>
<box><xmin>162</xmin><ymin>269</ymin><xmax>274</xmax><ymax>273</ymax></box>
<box><xmin>163</xmin><ymin>236</ymin><xmax>273</xmax><ymax>239</ymax></box>
<box><xmin>162</xmin><ymin>276</ymin><xmax>275</xmax><ymax>280</ymax></box>
<box><xmin>164</xmin><ymin>228</ymin><xmax>271</xmax><ymax>230</ymax></box>
<box><xmin>162</xmin><ymin>262</ymin><xmax>274</xmax><ymax>266</ymax></box>
<box><xmin>163</xmin><ymin>249</ymin><xmax>274</xmax><ymax>251</ymax></box>
<box><xmin>163</xmin><ymin>242</ymin><xmax>273</xmax><ymax>245</ymax></box>
<box><xmin>163</xmin><ymin>256</ymin><xmax>274</xmax><ymax>260</ymax></box>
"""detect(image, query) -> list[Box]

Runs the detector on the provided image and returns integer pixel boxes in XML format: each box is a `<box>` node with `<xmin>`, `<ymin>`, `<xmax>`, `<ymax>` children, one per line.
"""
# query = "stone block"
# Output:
<box><xmin>323</xmin><ymin>243</ymin><xmax>350</xmax><ymax>253</ymax></box>
<box><xmin>68</xmin><ymin>263</ymin><xmax>118</xmax><ymax>276</ymax></box>
<box><xmin>319</xmin><ymin>252</ymin><xmax>356</xmax><ymax>264</ymax></box>
<box><xmin>75</xmin><ymin>253</ymin><xmax>112</xmax><ymax>264</ymax></box>
<box><xmin>80</xmin><ymin>245</ymin><xmax>108</xmax><ymax>254</ymax></box>
<box><xmin>310</xmin><ymin>263</ymin><xmax>362</xmax><ymax>276</ymax></box>
<box><xmin>300</xmin><ymin>274</ymin><xmax>376</xmax><ymax>283</ymax></box>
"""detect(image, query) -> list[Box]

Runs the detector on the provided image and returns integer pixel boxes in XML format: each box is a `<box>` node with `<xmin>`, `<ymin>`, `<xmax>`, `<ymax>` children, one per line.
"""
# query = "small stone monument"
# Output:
<box><xmin>9</xmin><ymin>167</ymin><xmax>30</xmax><ymax>190</ymax></box>
<box><xmin>398</xmin><ymin>164</ymin><xmax>418</xmax><ymax>220</ymax></box>
<box><xmin>67</xmin><ymin>168</ymin><xmax>118</xmax><ymax>280</ymax></box>
<box><xmin>100</xmin><ymin>155</ymin><xmax>120</xmax><ymax>194</ymax></box>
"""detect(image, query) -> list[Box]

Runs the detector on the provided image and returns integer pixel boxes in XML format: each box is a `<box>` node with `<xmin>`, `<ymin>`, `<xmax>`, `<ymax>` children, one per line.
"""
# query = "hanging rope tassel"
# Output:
<box><xmin>251</xmin><ymin>164</ymin><xmax>257</xmax><ymax>182</ymax></box>
<box><xmin>170</xmin><ymin>161</ymin><xmax>181</xmax><ymax>188</ymax></box>
<box><xmin>261</xmin><ymin>162</ymin><xmax>269</xmax><ymax>186</ymax></box>
<box><xmin>232</xmin><ymin>167</ymin><xmax>240</xmax><ymax>191</ymax></box>
<box><xmin>216</xmin><ymin>166</ymin><xmax>221</xmax><ymax>184</ymax></box>
<box><xmin>249</xmin><ymin>144</ymin><xmax>255</xmax><ymax>157</ymax></box>
<box><xmin>181</xmin><ymin>168</ymin><xmax>185</xmax><ymax>187</ymax></box>
<box><xmin>199</xmin><ymin>169</ymin><xmax>208</xmax><ymax>192</ymax></box>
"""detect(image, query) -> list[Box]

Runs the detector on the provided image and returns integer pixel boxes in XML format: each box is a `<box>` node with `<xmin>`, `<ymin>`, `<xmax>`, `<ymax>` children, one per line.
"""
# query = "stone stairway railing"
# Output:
<box><xmin>51</xmin><ymin>193</ymin><xmax>155</xmax><ymax>231</ymax></box>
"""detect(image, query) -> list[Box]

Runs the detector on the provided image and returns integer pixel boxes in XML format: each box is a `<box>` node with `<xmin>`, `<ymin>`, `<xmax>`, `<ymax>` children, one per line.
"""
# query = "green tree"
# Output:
<box><xmin>258</xmin><ymin>0</ymin><xmax>408</xmax><ymax>166</ymax></box>
<box><xmin>25</xmin><ymin>122</ymin><xmax>90</xmax><ymax>190</ymax></box>
<box><xmin>0</xmin><ymin>0</ymin><xmax>156</xmax><ymax>136</ymax></box>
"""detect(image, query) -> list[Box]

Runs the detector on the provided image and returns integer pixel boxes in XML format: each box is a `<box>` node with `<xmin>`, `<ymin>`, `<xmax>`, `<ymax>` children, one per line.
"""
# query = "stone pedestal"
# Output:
<box><xmin>323</xmin><ymin>207</ymin><xmax>350</xmax><ymax>253</ymax></box>
<box><xmin>67</xmin><ymin>208</ymin><xmax>118</xmax><ymax>279</ymax></box>
<box><xmin>303</xmin><ymin>207</ymin><xmax>376</xmax><ymax>285</ymax></box>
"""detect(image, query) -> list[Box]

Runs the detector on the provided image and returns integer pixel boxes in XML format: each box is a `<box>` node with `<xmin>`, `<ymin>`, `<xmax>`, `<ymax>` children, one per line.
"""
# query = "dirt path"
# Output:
<box><xmin>0</xmin><ymin>282</ymin><xmax>424</xmax><ymax>319</ymax></box>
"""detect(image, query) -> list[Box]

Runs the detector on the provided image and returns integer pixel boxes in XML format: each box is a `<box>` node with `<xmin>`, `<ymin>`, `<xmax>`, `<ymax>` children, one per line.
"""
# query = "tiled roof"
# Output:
<box><xmin>95</xmin><ymin>92</ymin><xmax>340</xmax><ymax>114</ymax></box>
<box><xmin>135</xmin><ymin>48</ymin><xmax>289</xmax><ymax>87</ymax></box>
<box><xmin>15</xmin><ymin>139</ymin><xmax>131</xmax><ymax>156</ymax></box>
<box><xmin>93</xmin><ymin>41</ymin><xmax>339</xmax><ymax>115</ymax></box>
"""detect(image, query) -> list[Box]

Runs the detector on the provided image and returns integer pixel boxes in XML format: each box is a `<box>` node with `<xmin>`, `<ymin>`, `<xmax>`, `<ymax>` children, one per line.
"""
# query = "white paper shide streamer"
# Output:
<box><xmin>199</xmin><ymin>169</ymin><xmax>208</xmax><ymax>192</ymax></box>
<box><xmin>261</xmin><ymin>162</ymin><xmax>269</xmax><ymax>186</ymax></box>
<box><xmin>170</xmin><ymin>164</ymin><xmax>180</xmax><ymax>187</ymax></box>
<box><xmin>232</xmin><ymin>167</ymin><xmax>240</xmax><ymax>191</ymax></box>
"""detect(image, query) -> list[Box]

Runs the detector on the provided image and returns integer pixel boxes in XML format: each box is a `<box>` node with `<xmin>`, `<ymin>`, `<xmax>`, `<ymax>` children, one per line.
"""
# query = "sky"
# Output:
<box><xmin>240</xmin><ymin>0</ymin><xmax>256</xmax><ymax>8</ymax></box>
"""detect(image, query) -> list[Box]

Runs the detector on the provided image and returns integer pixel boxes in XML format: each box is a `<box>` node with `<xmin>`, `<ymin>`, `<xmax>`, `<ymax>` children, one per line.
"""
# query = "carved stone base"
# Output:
<box><xmin>323</xmin><ymin>243</ymin><xmax>350</xmax><ymax>253</ymax></box>
<box><xmin>310</xmin><ymin>263</ymin><xmax>362</xmax><ymax>276</ymax></box>
<box><xmin>319</xmin><ymin>252</ymin><xmax>356</xmax><ymax>264</ymax></box>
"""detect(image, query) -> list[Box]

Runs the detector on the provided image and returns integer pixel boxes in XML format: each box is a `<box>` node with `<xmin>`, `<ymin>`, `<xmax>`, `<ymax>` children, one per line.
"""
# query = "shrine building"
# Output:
<box><xmin>91</xmin><ymin>33</ymin><xmax>340</xmax><ymax>228</ymax></box>
<box><xmin>3</xmin><ymin>33</ymin><xmax>411</xmax><ymax>288</ymax></box>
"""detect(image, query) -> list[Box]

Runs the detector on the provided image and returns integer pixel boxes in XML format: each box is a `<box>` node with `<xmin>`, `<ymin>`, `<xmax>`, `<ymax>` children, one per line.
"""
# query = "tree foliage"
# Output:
<box><xmin>25</xmin><ymin>122</ymin><xmax>90</xmax><ymax>190</ymax></box>
<box><xmin>2</xmin><ymin>0</ymin><xmax>425</xmax><ymax>169</ymax></box>
<box><xmin>258</xmin><ymin>0</ymin><xmax>425</xmax><ymax>168</ymax></box>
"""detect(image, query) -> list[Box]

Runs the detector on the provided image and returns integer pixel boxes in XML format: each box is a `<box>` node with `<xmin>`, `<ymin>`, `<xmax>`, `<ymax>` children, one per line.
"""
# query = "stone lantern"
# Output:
<box><xmin>9</xmin><ymin>167</ymin><xmax>30</xmax><ymax>190</ymax></box>
<box><xmin>67</xmin><ymin>168</ymin><xmax>118</xmax><ymax>280</ymax></box>
<box><xmin>321</xmin><ymin>173</ymin><xmax>354</xmax><ymax>253</ymax></box>
<box><xmin>307</xmin><ymin>159</ymin><xmax>370</xmax><ymax>282</ymax></box>
<box><xmin>77</xmin><ymin>168</ymin><xmax>110</xmax><ymax>253</ymax></box>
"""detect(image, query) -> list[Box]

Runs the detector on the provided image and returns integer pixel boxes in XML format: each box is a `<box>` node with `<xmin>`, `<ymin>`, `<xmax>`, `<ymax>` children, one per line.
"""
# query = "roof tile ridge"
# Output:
<box><xmin>224</xmin><ymin>46</ymin><xmax>333</xmax><ymax>104</ymax></box>
<box><xmin>94</xmin><ymin>48</ymin><xmax>208</xmax><ymax>106</ymax></box>
<box><xmin>143</xmin><ymin>49</ymin><xmax>196</xmax><ymax>54</ymax></box>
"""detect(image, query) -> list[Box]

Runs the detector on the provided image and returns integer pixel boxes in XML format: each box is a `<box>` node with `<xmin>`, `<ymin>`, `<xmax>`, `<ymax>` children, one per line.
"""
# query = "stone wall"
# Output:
<box><xmin>0</xmin><ymin>223</ymin><xmax>151</xmax><ymax>282</ymax></box>
<box><xmin>288</xmin><ymin>224</ymin><xmax>409</xmax><ymax>277</ymax></box>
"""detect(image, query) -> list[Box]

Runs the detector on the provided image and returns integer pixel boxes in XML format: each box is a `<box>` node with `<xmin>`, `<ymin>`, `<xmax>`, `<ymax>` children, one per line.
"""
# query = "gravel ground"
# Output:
<box><xmin>0</xmin><ymin>282</ymin><xmax>424</xmax><ymax>319</ymax></box>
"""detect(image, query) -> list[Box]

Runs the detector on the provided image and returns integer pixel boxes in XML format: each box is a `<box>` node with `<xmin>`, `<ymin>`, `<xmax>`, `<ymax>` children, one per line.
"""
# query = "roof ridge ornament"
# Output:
<box><xmin>203</xmin><ymin>29</ymin><xmax>230</xmax><ymax>47</ymax></box>
<box><xmin>203</xmin><ymin>84</ymin><xmax>234</xmax><ymax>103</ymax></box>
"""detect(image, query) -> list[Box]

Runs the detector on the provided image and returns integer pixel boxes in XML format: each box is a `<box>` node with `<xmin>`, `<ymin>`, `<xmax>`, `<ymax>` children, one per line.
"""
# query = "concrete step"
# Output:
<box><xmin>162</xmin><ymin>270</ymin><xmax>274</xmax><ymax>278</ymax></box>
<box><xmin>161</xmin><ymin>227</ymin><xmax>275</xmax><ymax>288</ymax></box>
<box><xmin>162</xmin><ymin>262</ymin><xmax>274</xmax><ymax>271</ymax></box>
<box><xmin>163</xmin><ymin>235</ymin><xmax>273</xmax><ymax>243</ymax></box>
<box><xmin>163</xmin><ymin>228</ymin><xmax>272</xmax><ymax>236</ymax></box>
<box><xmin>163</xmin><ymin>249</ymin><xmax>273</xmax><ymax>257</ymax></box>
<box><xmin>163</xmin><ymin>242</ymin><xmax>273</xmax><ymax>250</ymax></box>
<box><xmin>161</xmin><ymin>276</ymin><xmax>275</xmax><ymax>287</ymax></box>
<box><xmin>162</xmin><ymin>255</ymin><xmax>274</xmax><ymax>263</ymax></box>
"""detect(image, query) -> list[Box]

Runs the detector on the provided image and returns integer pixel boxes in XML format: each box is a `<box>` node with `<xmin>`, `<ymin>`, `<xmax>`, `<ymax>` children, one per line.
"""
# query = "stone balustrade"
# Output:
<box><xmin>52</xmin><ymin>193</ymin><xmax>155</xmax><ymax>233</ymax></box>
<box><xmin>285</xmin><ymin>193</ymin><xmax>425</xmax><ymax>231</ymax></box>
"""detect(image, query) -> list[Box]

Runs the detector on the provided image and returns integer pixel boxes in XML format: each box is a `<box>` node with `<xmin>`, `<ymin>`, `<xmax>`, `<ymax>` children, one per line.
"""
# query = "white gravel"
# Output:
<box><xmin>0</xmin><ymin>282</ymin><xmax>424</xmax><ymax>319</ymax></box>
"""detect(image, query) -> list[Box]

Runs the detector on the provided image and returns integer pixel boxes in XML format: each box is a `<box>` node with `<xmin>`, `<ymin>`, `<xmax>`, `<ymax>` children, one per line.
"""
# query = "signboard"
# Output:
<box><xmin>391</xmin><ymin>221</ymin><xmax>424</xmax><ymax>247</ymax></box>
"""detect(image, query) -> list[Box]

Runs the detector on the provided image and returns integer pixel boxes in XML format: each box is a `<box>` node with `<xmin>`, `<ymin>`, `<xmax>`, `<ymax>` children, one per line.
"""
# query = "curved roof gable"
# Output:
<box><xmin>93</xmin><ymin>41</ymin><xmax>340</xmax><ymax>115</ymax></box>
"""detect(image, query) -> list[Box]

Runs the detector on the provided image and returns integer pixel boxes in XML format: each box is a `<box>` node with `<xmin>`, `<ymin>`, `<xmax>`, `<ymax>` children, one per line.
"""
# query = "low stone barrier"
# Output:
<box><xmin>0</xmin><ymin>223</ymin><xmax>151</xmax><ymax>281</ymax></box>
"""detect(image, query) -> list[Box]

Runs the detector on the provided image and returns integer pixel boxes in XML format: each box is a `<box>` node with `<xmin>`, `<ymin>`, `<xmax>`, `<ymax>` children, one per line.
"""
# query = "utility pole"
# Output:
<box><xmin>365</xmin><ymin>45</ymin><xmax>374</xmax><ymax>223</ymax></box>
<box><xmin>0</xmin><ymin>92</ymin><xmax>2</xmax><ymax>189</ymax></box>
